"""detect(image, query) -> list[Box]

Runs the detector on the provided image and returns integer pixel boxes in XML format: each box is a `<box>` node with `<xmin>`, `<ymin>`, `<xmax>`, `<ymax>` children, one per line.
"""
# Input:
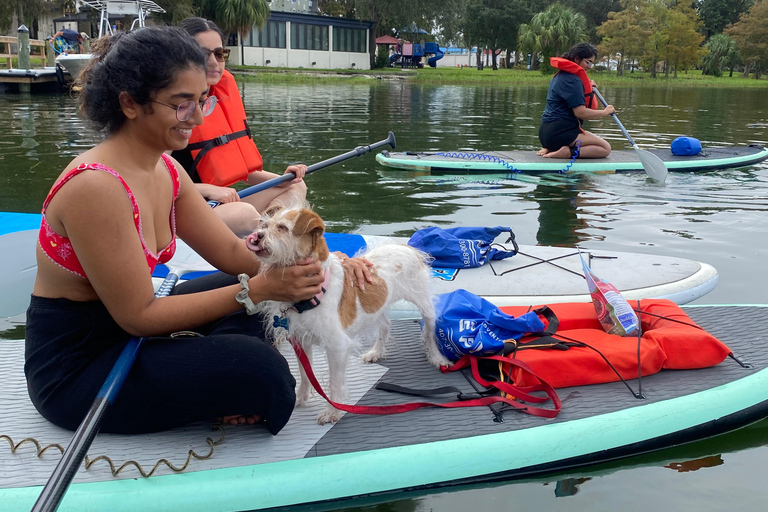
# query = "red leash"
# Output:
<box><xmin>291</xmin><ymin>340</ymin><xmax>561</xmax><ymax>418</ymax></box>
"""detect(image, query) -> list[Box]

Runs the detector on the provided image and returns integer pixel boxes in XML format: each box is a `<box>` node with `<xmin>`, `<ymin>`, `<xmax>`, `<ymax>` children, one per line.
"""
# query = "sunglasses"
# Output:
<box><xmin>151</xmin><ymin>95</ymin><xmax>218</xmax><ymax>122</ymax></box>
<box><xmin>204</xmin><ymin>47</ymin><xmax>231</xmax><ymax>62</ymax></box>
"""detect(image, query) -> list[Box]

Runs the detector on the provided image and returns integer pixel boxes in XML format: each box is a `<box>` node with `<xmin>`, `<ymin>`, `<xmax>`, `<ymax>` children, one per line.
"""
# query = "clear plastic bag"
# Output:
<box><xmin>579</xmin><ymin>251</ymin><xmax>639</xmax><ymax>337</ymax></box>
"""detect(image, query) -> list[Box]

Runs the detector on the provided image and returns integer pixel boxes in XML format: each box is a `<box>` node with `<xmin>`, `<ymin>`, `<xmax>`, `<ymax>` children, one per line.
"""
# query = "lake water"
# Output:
<box><xmin>1</xmin><ymin>80</ymin><xmax>768</xmax><ymax>510</ymax></box>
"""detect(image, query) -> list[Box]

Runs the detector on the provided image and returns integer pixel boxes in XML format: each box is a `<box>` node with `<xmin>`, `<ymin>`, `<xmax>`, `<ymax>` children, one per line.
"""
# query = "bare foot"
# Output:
<box><xmin>543</xmin><ymin>146</ymin><xmax>571</xmax><ymax>159</ymax></box>
<box><xmin>536</xmin><ymin>148</ymin><xmax>549</xmax><ymax>156</ymax></box>
<box><xmin>221</xmin><ymin>414</ymin><xmax>262</xmax><ymax>425</ymax></box>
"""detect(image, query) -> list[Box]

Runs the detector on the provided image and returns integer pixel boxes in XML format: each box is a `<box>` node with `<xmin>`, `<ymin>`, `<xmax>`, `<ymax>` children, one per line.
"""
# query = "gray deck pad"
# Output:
<box><xmin>0</xmin><ymin>342</ymin><xmax>387</xmax><ymax>488</ymax></box>
<box><xmin>2</xmin><ymin>306</ymin><xmax>766</xmax><ymax>490</ymax></box>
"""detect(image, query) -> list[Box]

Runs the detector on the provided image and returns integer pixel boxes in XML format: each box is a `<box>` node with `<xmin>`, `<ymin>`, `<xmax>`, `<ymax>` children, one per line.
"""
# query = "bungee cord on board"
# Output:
<box><xmin>431</xmin><ymin>143</ymin><xmax>582</xmax><ymax>186</ymax></box>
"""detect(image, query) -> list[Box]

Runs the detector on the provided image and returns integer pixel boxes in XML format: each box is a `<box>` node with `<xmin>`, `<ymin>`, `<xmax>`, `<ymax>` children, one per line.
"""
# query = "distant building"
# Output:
<box><xmin>231</xmin><ymin>7</ymin><xmax>375</xmax><ymax>70</ymax></box>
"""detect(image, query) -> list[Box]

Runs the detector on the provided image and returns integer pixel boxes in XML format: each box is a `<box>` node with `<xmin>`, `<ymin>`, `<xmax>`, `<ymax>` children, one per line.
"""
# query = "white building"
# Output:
<box><xmin>231</xmin><ymin>10</ymin><xmax>375</xmax><ymax>70</ymax></box>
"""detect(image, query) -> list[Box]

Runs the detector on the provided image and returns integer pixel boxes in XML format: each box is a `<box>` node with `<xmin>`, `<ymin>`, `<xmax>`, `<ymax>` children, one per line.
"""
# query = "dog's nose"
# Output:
<box><xmin>257</xmin><ymin>232</ymin><xmax>265</xmax><ymax>240</ymax></box>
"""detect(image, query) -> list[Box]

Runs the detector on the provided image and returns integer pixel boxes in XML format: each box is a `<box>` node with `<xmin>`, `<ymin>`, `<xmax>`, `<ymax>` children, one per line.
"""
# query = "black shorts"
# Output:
<box><xmin>25</xmin><ymin>273</ymin><xmax>296</xmax><ymax>435</ymax></box>
<box><xmin>539</xmin><ymin>119</ymin><xmax>580</xmax><ymax>151</ymax></box>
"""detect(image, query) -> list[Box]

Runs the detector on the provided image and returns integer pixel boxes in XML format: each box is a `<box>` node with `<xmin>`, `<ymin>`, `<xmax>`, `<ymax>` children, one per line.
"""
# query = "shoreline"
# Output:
<box><xmin>231</xmin><ymin>65</ymin><xmax>768</xmax><ymax>88</ymax></box>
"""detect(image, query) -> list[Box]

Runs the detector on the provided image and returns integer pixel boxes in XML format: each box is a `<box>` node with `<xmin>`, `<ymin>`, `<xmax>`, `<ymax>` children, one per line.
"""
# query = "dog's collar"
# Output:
<box><xmin>291</xmin><ymin>266</ymin><xmax>332</xmax><ymax>314</ymax></box>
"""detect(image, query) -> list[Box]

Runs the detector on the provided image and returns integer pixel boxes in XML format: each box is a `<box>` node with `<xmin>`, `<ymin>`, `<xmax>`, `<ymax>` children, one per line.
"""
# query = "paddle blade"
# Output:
<box><xmin>633</xmin><ymin>145</ymin><xmax>668</xmax><ymax>183</ymax></box>
<box><xmin>165</xmin><ymin>240</ymin><xmax>216</xmax><ymax>274</ymax></box>
<box><xmin>0</xmin><ymin>230</ymin><xmax>37</xmax><ymax>318</ymax></box>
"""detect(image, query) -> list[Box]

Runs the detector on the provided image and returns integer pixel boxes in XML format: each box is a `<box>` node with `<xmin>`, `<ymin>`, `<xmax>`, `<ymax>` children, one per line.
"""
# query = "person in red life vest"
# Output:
<box><xmin>173</xmin><ymin>18</ymin><xmax>307</xmax><ymax>237</ymax></box>
<box><xmin>537</xmin><ymin>43</ymin><xmax>615</xmax><ymax>159</ymax></box>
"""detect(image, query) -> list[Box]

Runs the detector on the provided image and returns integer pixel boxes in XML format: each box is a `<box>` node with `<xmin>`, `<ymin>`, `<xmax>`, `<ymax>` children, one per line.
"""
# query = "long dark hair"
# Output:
<box><xmin>178</xmin><ymin>17</ymin><xmax>225</xmax><ymax>44</ymax></box>
<box><xmin>562</xmin><ymin>43</ymin><xmax>597</xmax><ymax>62</ymax></box>
<box><xmin>79</xmin><ymin>26</ymin><xmax>207</xmax><ymax>136</ymax></box>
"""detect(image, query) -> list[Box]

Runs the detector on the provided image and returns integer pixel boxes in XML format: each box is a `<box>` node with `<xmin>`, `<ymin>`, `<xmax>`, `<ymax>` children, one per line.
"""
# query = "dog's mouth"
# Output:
<box><xmin>245</xmin><ymin>234</ymin><xmax>270</xmax><ymax>257</ymax></box>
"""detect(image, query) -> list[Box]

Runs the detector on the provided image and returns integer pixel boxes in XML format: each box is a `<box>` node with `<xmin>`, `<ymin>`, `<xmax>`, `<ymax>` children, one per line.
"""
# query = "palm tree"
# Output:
<box><xmin>198</xmin><ymin>0</ymin><xmax>271</xmax><ymax>63</ymax></box>
<box><xmin>518</xmin><ymin>4</ymin><xmax>587</xmax><ymax>74</ymax></box>
<box><xmin>701</xmin><ymin>33</ymin><xmax>740</xmax><ymax>77</ymax></box>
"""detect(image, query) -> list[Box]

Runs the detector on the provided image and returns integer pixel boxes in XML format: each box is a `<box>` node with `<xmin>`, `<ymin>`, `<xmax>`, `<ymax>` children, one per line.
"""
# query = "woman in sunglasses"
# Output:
<box><xmin>537</xmin><ymin>42</ymin><xmax>615</xmax><ymax>159</ymax></box>
<box><xmin>174</xmin><ymin>17</ymin><xmax>307</xmax><ymax>237</ymax></box>
<box><xmin>26</xmin><ymin>26</ymin><xmax>325</xmax><ymax>435</ymax></box>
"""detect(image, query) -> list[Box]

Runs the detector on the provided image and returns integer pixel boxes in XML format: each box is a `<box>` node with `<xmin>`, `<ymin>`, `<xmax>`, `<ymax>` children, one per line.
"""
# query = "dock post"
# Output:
<box><xmin>46</xmin><ymin>38</ymin><xmax>56</xmax><ymax>67</ymax></box>
<box><xmin>18</xmin><ymin>25</ymin><xmax>31</xmax><ymax>93</ymax></box>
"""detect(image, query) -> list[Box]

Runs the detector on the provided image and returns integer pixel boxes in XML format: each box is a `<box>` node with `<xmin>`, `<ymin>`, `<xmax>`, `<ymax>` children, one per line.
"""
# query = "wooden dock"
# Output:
<box><xmin>0</xmin><ymin>34</ymin><xmax>63</xmax><ymax>92</ymax></box>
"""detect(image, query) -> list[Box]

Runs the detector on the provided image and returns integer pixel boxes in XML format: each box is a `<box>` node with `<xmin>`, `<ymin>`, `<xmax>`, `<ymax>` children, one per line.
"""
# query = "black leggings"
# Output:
<box><xmin>25</xmin><ymin>273</ymin><xmax>295</xmax><ymax>435</ymax></box>
<box><xmin>538</xmin><ymin>118</ymin><xmax>580</xmax><ymax>151</ymax></box>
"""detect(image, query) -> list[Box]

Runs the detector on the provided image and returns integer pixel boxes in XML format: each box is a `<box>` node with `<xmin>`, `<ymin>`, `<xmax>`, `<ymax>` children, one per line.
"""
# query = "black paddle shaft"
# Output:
<box><xmin>237</xmin><ymin>131</ymin><xmax>396</xmax><ymax>199</ymax></box>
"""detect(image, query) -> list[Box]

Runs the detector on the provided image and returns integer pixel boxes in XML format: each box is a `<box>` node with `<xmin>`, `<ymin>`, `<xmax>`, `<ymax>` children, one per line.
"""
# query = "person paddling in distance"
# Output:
<box><xmin>25</xmin><ymin>26</ymin><xmax>372</xmax><ymax>435</ymax></box>
<box><xmin>537</xmin><ymin>43</ymin><xmax>615</xmax><ymax>159</ymax></box>
<box><xmin>172</xmin><ymin>17</ymin><xmax>307</xmax><ymax>237</ymax></box>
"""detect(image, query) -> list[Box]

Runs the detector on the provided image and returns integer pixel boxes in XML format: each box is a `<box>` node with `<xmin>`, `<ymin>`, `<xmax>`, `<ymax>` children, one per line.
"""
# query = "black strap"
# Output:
<box><xmin>501</xmin><ymin>306</ymin><xmax>568</xmax><ymax>355</ymax></box>
<box><xmin>187</xmin><ymin>119</ymin><xmax>253</xmax><ymax>180</ymax></box>
<box><xmin>375</xmin><ymin>381</ymin><xmax>497</xmax><ymax>401</ymax></box>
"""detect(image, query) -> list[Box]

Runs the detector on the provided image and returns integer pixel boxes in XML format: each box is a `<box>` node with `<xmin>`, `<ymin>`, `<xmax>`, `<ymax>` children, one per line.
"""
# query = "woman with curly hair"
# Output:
<box><xmin>25</xmin><ymin>26</ymin><xmax>324</xmax><ymax>435</ymax></box>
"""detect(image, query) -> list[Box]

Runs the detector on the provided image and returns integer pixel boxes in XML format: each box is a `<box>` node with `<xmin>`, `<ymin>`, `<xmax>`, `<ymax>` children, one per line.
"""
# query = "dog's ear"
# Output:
<box><xmin>294</xmin><ymin>209</ymin><xmax>329</xmax><ymax>261</ymax></box>
<box><xmin>264</xmin><ymin>204</ymin><xmax>284</xmax><ymax>218</ymax></box>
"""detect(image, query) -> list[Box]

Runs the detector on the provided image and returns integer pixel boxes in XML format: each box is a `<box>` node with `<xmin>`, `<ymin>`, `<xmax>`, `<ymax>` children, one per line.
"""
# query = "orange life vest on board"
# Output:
<box><xmin>499</xmin><ymin>299</ymin><xmax>732</xmax><ymax>389</ymax></box>
<box><xmin>187</xmin><ymin>70</ymin><xmax>263</xmax><ymax>187</ymax></box>
<box><xmin>550</xmin><ymin>57</ymin><xmax>599</xmax><ymax>110</ymax></box>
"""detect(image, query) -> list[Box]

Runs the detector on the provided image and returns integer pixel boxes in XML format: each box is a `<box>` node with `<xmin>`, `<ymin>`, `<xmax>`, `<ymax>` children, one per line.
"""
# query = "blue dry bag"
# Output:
<box><xmin>434</xmin><ymin>289</ymin><xmax>546</xmax><ymax>361</ymax></box>
<box><xmin>408</xmin><ymin>226</ymin><xmax>518</xmax><ymax>269</ymax></box>
<box><xmin>671</xmin><ymin>136</ymin><xmax>702</xmax><ymax>156</ymax></box>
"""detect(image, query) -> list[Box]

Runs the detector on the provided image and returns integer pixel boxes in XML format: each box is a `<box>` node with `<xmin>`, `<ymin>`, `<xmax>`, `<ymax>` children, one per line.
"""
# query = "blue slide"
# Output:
<box><xmin>424</xmin><ymin>42</ymin><xmax>444</xmax><ymax>68</ymax></box>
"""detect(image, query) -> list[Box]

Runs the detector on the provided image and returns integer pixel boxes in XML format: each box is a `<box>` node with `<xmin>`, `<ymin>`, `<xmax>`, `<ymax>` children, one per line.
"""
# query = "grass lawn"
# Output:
<box><xmin>230</xmin><ymin>65</ymin><xmax>768</xmax><ymax>88</ymax></box>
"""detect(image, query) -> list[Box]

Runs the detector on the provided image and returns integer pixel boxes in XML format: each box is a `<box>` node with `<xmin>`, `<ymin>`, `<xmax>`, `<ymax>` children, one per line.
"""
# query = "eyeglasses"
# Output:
<box><xmin>151</xmin><ymin>95</ymin><xmax>217</xmax><ymax>122</ymax></box>
<box><xmin>204</xmin><ymin>47</ymin><xmax>230</xmax><ymax>62</ymax></box>
<box><xmin>583</xmin><ymin>59</ymin><xmax>595</xmax><ymax>68</ymax></box>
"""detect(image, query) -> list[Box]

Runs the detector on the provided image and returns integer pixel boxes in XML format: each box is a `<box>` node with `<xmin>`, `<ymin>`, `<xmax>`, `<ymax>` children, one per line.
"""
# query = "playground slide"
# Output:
<box><xmin>424</xmin><ymin>42</ymin><xmax>444</xmax><ymax>67</ymax></box>
<box><xmin>428</xmin><ymin>47</ymin><xmax>444</xmax><ymax>67</ymax></box>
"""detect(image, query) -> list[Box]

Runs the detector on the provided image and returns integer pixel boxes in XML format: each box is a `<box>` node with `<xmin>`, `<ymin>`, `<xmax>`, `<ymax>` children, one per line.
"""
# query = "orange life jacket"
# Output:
<box><xmin>187</xmin><ymin>70</ymin><xmax>263</xmax><ymax>187</ymax></box>
<box><xmin>550</xmin><ymin>57</ymin><xmax>599</xmax><ymax>110</ymax></box>
<box><xmin>499</xmin><ymin>299</ymin><xmax>732</xmax><ymax>389</ymax></box>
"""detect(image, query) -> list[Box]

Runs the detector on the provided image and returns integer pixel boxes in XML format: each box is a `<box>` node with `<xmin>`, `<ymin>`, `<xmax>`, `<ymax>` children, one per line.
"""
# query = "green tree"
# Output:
<box><xmin>157</xmin><ymin>0</ymin><xmax>196</xmax><ymax>25</ymax></box>
<box><xmin>696</xmin><ymin>0</ymin><xmax>753</xmax><ymax>39</ymax></box>
<box><xmin>518</xmin><ymin>3</ymin><xmax>588</xmax><ymax>74</ymax></box>
<box><xmin>0</xmin><ymin>0</ymin><xmax>44</xmax><ymax>35</ymax></box>
<box><xmin>463</xmin><ymin>0</ymin><xmax>531</xmax><ymax>70</ymax></box>
<box><xmin>700</xmin><ymin>33</ymin><xmax>739</xmax><ymax>76</ymax></box>
<box><xmin>597</xmin><ymin>6</ymin><xmax>649</xmax><ymax>75</ymax></box>
<box><xmin>560</xmin><ymin>0</ymin><xmax>622</xmax><ymax>42</ymax></box>
<box><xmin>661</xmin><ymin>3</ymin><xmax>704</xmax><ymax>78</ymax></box>
<box><xmin>196</xmin><ymin>0</ymin><xmax>270</xmax><ymax>38</ymax></box>
<box><xmin>725</xmin><ymin>0</ymin><xmax>768</xmax><ymax>79</ymax></box>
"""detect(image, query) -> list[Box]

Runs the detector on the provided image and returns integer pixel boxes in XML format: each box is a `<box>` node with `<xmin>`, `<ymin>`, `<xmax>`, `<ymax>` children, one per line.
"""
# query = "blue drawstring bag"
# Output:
<box><xmin>408</xmin><ymin>226</ymin><xmax>518</xmax><ymax>269</ymax></box>
<box><xmin>434</xmin><ymin>289</ymin><xmax>546</xmax><ymax>361</ymax></box>
<box><xmin>671</xmin><ymin>137</ymin><xmax>702</xmax><ymax>156</ymax></box>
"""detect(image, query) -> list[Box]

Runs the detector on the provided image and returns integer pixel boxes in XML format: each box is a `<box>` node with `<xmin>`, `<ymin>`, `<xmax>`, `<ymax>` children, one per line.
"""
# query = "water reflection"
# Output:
<box><xmin>1</xmin><ymin>81</ymin><xmax>768</xmax><ymax>512</ymax></box>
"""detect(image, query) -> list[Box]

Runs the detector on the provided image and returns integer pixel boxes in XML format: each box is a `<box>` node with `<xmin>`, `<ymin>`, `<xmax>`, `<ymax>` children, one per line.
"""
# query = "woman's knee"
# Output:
<box><xmin>216</xmin><ymin>202</ymin><xmax>261</xmax><ymax>237</ymax></box>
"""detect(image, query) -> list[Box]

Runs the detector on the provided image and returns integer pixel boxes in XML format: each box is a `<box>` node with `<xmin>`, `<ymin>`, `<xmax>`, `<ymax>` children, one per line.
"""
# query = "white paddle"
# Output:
<box><xmin>0</xmin><ymin>229</ymin><xmax>38</xmax><ymax>319</ymax></box>
<box><xmin>593</xmin><ymin>88</ymin><xmax>668</xmax><ymax>183</ymax></box>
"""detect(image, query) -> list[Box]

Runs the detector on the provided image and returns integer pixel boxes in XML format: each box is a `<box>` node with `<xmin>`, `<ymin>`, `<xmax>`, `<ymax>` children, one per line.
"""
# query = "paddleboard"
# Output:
<box><xmin>2</xmin><ymin>305</ymin><xmax>768</xmax><ymax>511</ymax></box>
<box><xmin>0</xmin><ymin>212</ymin><xmax>718</xmax><ymax>325</ymax></box>
<box><xmin>375</xmin><ymin>145</ymin><xmax>768</xmax><ymax>174</ymax></box>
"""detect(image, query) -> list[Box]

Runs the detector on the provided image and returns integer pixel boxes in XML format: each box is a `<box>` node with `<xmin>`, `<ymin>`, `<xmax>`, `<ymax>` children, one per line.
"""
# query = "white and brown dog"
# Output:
<box><xmin>245</xmin><ymin>205</ymin><xmax>448</xmax><ymax>424</ymax></box>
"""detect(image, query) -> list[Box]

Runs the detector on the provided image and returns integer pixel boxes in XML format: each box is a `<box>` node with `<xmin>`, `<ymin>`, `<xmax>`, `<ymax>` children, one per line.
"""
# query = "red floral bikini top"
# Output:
<box><xmin>39</xmin><ymin>153</ymin><xmax>180</xmax><ymax>278</ymax></box>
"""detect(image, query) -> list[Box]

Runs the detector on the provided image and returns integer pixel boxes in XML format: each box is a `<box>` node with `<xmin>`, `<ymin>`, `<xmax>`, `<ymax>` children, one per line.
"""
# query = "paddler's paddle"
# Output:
<box><xmin>30</xmin><ymin>243</ymin><xmax>215</xmax><ymax>512</ymax></box>
<box><xmin>208</xmin><ymin>131</ymin><xmax>397</xmax><ymax>207</ymax></box>
<box><xmin>593</xmin><ymin>88</ymin><xmax>668</xmax><ymax>183</ymax></box>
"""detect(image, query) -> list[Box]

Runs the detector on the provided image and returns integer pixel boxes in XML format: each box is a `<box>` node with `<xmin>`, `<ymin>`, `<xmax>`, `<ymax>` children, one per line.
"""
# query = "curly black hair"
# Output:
<box><xmin>79</xmin><ymin>26</ymin><xmax>207</xmax><ymax>136</ymax></box>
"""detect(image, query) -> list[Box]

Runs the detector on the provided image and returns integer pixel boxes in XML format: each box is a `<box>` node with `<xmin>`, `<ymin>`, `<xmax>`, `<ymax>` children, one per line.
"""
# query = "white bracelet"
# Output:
<box><xmin>235</xmin><ymin>273</ymin><xmax>259</xmax><ymax>315</ymax></box>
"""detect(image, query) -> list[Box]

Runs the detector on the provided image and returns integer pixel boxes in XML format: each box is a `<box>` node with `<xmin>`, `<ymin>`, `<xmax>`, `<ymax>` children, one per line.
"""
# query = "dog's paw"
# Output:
<box><xmin>317</xmin><ymin>408</ymin><xmax>342</xmax><ymax>425</ymax></box>
<box><xmin>428</xmin><ymin>353</ymin><xmax>453</xmax><ymax>369</ymax></box>
<box><xmin>296</xmin><ymin>388</ymin><xmax>311</xmax><ymax>407</ymax></box>
<box><xmin>360</xmin><ymin>347</ymin><xmax>385</xmax><ymax>363</ymax></box>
